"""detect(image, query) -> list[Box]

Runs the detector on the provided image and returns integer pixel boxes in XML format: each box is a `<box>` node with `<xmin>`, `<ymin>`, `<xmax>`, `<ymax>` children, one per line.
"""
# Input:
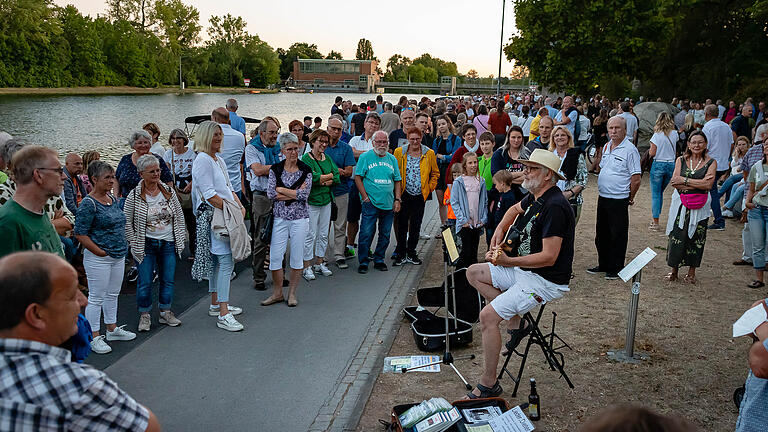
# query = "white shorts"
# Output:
<box><xmin>488</xmin><ymin>264</ymin><xmax>569</xmax><ymax>320</ymax></box>
<box><xmin>270</xmin><ymin>217</ymin><xmax>309</xmax><ymax>271</ymax></box>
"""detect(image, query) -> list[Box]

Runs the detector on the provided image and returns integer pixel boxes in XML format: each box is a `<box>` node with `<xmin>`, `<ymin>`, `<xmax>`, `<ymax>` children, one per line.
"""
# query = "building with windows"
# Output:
<box><xmin>292</xmin><ymin>58</ymin><xmax>379</xmax><ymax>92</ymax></box>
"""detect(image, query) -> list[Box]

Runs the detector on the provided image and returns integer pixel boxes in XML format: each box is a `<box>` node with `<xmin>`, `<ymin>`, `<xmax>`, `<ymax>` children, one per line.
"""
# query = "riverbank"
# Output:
<box><xmin>0</xmin><ymin>86</ymin><xmax>278</xmax><ymax>96</ymax></box>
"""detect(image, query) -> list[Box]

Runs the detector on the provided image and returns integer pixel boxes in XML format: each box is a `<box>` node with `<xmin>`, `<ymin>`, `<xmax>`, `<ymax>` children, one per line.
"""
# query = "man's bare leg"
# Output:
<box><xmin>468</xmin><ymin>263</ymin><xmax>522</xmax><ymax>332</ymax></box>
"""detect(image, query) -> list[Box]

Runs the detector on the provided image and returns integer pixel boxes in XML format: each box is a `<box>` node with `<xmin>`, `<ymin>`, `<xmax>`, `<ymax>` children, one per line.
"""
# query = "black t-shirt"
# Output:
<box><xmin>731</xmin><ymin>115</ymin><xmax>751</xmax><ymax>141</ymax></box>
<box><xmin>517</xmin><ymin>186</ymin><xmax>575</xmax><ymax>285</ymax></box>
<box><xmin>303</xmin><ymin>126</ymin><xmax>313</xmax><ymax>139</ymax></box>
<box><xmin>352</xmin><ymin>113</ymin><xmax>366</xmax><ymax>136</ymax></box>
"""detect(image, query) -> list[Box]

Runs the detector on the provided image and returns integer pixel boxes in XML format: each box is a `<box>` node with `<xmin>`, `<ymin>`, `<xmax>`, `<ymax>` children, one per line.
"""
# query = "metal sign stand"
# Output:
<box><xmin>607</xmin><ymin>248</ymin><xmax>656</xmax><ymax>363</ymax></box>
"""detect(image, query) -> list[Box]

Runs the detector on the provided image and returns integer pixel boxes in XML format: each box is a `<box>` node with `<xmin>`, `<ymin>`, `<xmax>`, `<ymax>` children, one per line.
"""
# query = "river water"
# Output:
<box><xmin>0</xmin><ymin>92</ymin><xmax>428</xmax><ymax>165</ymax></box>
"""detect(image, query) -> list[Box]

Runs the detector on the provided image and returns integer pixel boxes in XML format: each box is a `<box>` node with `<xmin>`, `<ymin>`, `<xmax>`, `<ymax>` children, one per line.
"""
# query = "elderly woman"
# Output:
<box><xmin>80</xmin><ymin>150</ymin><xmax>100</xmax><ymax>193</ymax></box>
<box><xmin>261</xmin><ymin>133</ymin><xmax>312</xmax><ymax>307</ymax></box>
<box><xmin>549</xmin><ymin>126</ymin><xmax>588</xmax><ymax>224</ymax></box>
<box><xmin>143</xmin><ymin>122</ymin><xmax>165</xmax><ymax>156</ymax></box>
<box><xmin>664</xmin><ymin>131</ymin><xmax>716</xmax><ymax>284</ymax></box>
<box><xmin>746</xmin><ymin>140</ymin><xmax>768</xmax><ymax>288</ymax></box>
<box><xmin>648</xmin><ymin>112</ymin><xmax>680</xmax><ymax>231</ymax></box>
<box><xmin>125</xmin><ymin>154</ymin><xmax>186</xmax><ymax>332</ymax></box>
<box><xmin>116</xmin><ymin>130</ymin><xmax>173</xmax><ymax>199</ymax></box>
<box><xmin>74</xmin><ymin>161</ymin><xmax>135</xmax><ymax>354</ymax></box>
<box><xmin>392</xmin><ymin>127</ymin><xmax>439</xmax><ymax>265</ymax></box>
<box><xmin>191</xmin><ymin>121</ymin><xmax>247</xmax><ymax>332</ymax></box>
<box><xmin>163</xmin><ymin>128</ymin><xmax>197</xmax><ymax>258</ymax></box>
<box><xmin>301</xmin><ymin>129</ymin><xmax>340</xmax><ymax>280</ymax></box>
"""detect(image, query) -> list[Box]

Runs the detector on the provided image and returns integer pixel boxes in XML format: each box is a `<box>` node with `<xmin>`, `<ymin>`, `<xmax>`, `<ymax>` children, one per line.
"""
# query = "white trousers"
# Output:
<box><xmin>271</xmin><ymin>217</ymin><xmax>309</xmax><ymax>270</ymax></box>
<box><xmin>306</xmin><ymin>203</ymin><xmax>332</xmax><ymax>261</ymax></box>
<box><xmin>83</xmin><ymin>250</ymin><xmax>125</xmax><ymax>332</ymax></box>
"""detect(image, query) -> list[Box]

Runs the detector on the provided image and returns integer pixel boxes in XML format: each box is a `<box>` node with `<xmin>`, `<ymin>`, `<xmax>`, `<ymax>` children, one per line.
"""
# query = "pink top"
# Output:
<box><xmin>462</xmin><ymin>175</ymin><xmax>482</xmax><ymax>226</ymax></box>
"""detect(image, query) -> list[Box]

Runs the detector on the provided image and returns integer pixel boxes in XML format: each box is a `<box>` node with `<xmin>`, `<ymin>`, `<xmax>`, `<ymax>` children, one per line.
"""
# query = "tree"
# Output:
<box><xmin>206</xmin><ymin>14</ymin><xmax>247</xmax><ymax>86</ymax></box>
<box><xmin>153</xmin><ymin>0</ymin><xmax>200</xmax><ymax>49</ymax></box>
<box><xmin>277</xmin><ymin>42</ymin><xmax>323</xmax><ymax>80</ymax></box>
<box><xmin>107</xmin><ymin>0</ymin><xmax>155</xmax><ymax>30</ymax></box>
<box><xmin>355</xmin><ymin>38</ymin><xmax>375</xmax><ymax>60</ymax></box>
<box><xmin>240</xmin><ymin>35</ymin><xmax>280</xmax><ymax>87</ymax></box>
<box><xmin>413</xmin><ymin>54</ymin><xmax>457</xmax><ymax>78</ymax></box>
<box><xmin>325</xmin><ymin>50</ymin><xmax>343</xmax><ymax>60</ymax></box>
<box><xmin>384</xmin><ymin>54</ymin><xmax>410</xmax><ymax>81</ymax></box>
<box><xmin>466</xmin><ymin>69</ymin><xmax>479</xmax><ymax>79</ymax></box>
<box><xmin>509</xmin><ymin>64</ymin><xmax>529</xmax><ymax>80</ymax></box>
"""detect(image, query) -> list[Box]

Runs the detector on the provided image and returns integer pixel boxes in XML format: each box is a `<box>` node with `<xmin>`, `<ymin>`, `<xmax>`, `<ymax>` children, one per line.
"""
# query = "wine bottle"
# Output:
<box><xmin>528</xmin><ymin>378</ymin><xmax>540</xmax><ymax>421</ymax></box>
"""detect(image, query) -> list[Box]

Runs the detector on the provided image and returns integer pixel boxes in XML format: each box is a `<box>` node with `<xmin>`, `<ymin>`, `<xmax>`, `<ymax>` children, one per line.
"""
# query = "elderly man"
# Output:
<box><xmin>465</xmin><ymin>149</ymin><xmax>575</xmax><ymax>399</ymax></box>
<box><xmin>702</xmin><ymin>103</ymin><xmax>735</xmax><ymax>230</ymax></box>
<box><xmin>346</xmin><ymin>112</ymin><xmax>382</xmax><ymax>257</ymax></box>
<box><xmin>62</xmin><ymin>153</ymin><xmax>87</xmax><ymax>210</ymax></box>
<box><xmin>554</xmin><ymin>96</ymin><xmax>578</xmax><ymax>137</ymax></box>
<box><xmin>617</xmin><ymin>101</ymin><xmax>639</xmax><ymax>144</ymax></box>
<box><xmin>0</xmin><ymin>251</ymin><xmax>161</xmax><ymax>431</ymax></box>
<box><xmin>0</xmin><ymin>146</ymin><xmax>71</xmax><ymax>258</ymax></box>
<box><xmin>246</xmin><ymin>118</ymin><xmax>280</xmax><ymax>291</ymax></box>
<box><xmin>587</xmin><ymin>116</ymin><xmax>641</xmax><ymax>280</ymax></box>
<box><xmin>354</xmin><ymin>130</ymin><xmax>401</xmax><ymax>274</ymax></box>
<box><xmin>388</xmin><ymin>109</ymin><xmax>417</xmax><ymax>151</ymax></box>
<box><xmin>212</xmin><ymin>107</ymin><xmax>247</xmax><ymax>201</ymax></box>
<box><xmin>226</xmin><ymin>98</ymin><xmax>246</xmax><ymax>135</ymax></box>
<box><xmin>324</xmin><ymin>117</ymin><xmax>356</xmax><ymax>269</ymax></box>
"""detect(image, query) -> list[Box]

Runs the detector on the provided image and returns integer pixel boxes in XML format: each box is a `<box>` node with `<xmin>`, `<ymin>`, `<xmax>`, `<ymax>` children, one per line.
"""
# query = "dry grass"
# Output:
<box><xmin>357</xmin><ymin>175</ymin><xmax>754</xmax><ymax>432</ymax></box>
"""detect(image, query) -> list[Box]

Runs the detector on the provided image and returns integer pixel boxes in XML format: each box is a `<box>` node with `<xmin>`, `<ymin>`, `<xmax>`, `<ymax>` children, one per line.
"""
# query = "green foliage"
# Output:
<box><xmin>355</xmin><ymin>38</ymin><xmax>376</xmax><ymax>61</ymax></box>
<box><xmin>383</xmin><ymin>53</ymin><xmax>457</xmax><ymax>83</ymax></box>
<box><xmin>325</xmin><ymin>50</ymin><xmax>343</xmax><ymax>60</ymax></box>
<box><xmin>277</xmin><ymin>42</ymin><xmax>323</xmax><ymax>80</ymax></box>
<box><xmin>0</xmin><ymin>0</ymin><xmax>281</xmax><ymax>88</ymax></box>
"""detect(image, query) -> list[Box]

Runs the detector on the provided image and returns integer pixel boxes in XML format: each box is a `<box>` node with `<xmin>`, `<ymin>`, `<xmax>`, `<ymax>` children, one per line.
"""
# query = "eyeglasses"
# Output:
<box><xmin>284</xmin><ymin>147</ymin><xmax>299</xmax><ymax>152</ymax></box>
<box><xmin>523</xmin><ymin>165</ymin><xmax>541</xmax><ymax>172</ymax></box>
<box><xmin>143</xmin><ymin>169</ymin><xmax>161</xmax><ymax>174</ymax></box>
<box><xmin>36</xmin><ymin>167</ymin><xmax>64</xmax><ymax>174</ymax></box>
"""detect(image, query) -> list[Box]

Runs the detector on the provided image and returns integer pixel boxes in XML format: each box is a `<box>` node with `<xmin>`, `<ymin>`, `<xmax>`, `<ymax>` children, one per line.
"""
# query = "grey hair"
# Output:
<box><xmin>372</xmin><ymin>130</ymin><xmax>388</xmax><ymax>141</ymax></box>
<box><xmin>607</xmin><ymin>114</ymin><xmax>627</xmax><ymax>130</ymax></box>
<box><xmin>0</xmin><ymin>138</ymin><xmax>29</xmax><ymax>166</ymax></box>
<box><xmin>704</xmin><ymin>104</ymin><xmax>719</xmax><ymax>117</ymax></box>
<box><xmin>258</xmin><ymin>119</ymin><xmax>275</xmax><ymax>133</ymax></box>
<box><xmin>136</xmin><ymin>154</ymin><xmax>160</xmax><ymax>173</ymax></box>
<box><xmin>278</xmin><ymin>132</ymin><xmax>298</xmax><ymax>145</ymax></box>
<box><xmin>129</xmin><ymin>130</ymin><xmax>152</xmax><ymax>149</ymax></box>
<box><xmin>226</xmin><ymin>98</ymin><xmax>238</xmax><ymax>110</ymax></box>
<box><xmin>0</xmin><ymin>131</ymin><xmax>12</xmax><ymax>148</ymax></box>
<box><xmin>87</xmin><ymin>160</ymin><xmax>114</xmax><ymax>183</ymax></box>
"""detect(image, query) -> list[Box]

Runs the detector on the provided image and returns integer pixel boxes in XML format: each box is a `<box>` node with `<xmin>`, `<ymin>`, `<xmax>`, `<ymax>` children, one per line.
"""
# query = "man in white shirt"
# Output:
<box><xmin>346</xmin><ymin>112</ymin><xmax>381</xmax><ymax>257</ymax></box>
<box><xmin>212</xmin><ymin>107</ymin><xmax>246</xmax><ymax>201</ymax></box>
<box><xmin>617</xmin><ymin>101</ymin><xmax>638</xmax><ymax>144</ymax></box>
<box><xmin>587</xmin><ymin>116</ymin><xmax>641</xmax><ymax>280</ymax></box>
<box><xmin>702</xmin><ymin>103</ymin><xmax>735</xmax><ymax>230</ymax></box>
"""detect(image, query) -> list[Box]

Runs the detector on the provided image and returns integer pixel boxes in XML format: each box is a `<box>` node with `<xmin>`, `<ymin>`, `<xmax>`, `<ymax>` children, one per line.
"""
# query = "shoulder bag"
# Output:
<box><xmin>171</xmin><ymin>151</ymin><xmax>192</xmax><ymax>210</ymax></box>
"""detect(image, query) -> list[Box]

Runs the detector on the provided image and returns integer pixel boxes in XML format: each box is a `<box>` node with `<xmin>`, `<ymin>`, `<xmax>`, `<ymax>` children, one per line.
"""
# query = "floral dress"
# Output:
<box><xmin>667</xmin><ymin>158</ymin><xmax>714</xmax><ymax>268</ymax></box>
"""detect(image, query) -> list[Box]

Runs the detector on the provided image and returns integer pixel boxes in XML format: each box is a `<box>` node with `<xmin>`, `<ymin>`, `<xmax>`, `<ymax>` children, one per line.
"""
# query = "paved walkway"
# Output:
<box><xmin>98</xmin><ymin>202</ymin><xmax>439</xmax><ymax>431</ymax></box>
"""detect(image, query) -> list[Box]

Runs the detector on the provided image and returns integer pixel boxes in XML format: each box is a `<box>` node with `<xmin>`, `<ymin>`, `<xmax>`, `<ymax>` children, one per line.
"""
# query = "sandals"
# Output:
<box><xmin>683</xmin><ymin>275</ymin><xmax>697</xmax><ymax>285</ymax></box>
<box><xmin>467</xmin><ymin>380</ymin><xmax>503</xmax><ymax>399</ymax></box>
<box><xmin>648</xmin><ymin>222</ymin><xmax>660</xmax><ymax>232</ymax></box>
<box><xmin>747</xmin><ymin>280</ymin><xmax>765</xmax><ymax>289</ymax></box>
<box><xmin>260</xmin><ymin>296</ymin><xmax>285</xmax><ymax>306</ymax></box>
<box><xmin>500</xmin><ymin>322</ymin><xmax>532</xmax><ymax>356</ymax></box>
<box><xmin>287</xmin><ymin>297</ymin><xmax>298</xmax><ymax>307</ymax></box>
<box><xmin>664</xmin><ymin>272</ymin><xmax>678</xmax><ymax>282</ymax></box>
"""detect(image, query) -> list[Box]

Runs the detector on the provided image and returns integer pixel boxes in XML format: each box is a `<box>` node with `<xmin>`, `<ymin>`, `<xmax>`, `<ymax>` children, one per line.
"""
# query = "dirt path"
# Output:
<box><xmin>357</xmin><ymin>174</ymin><xmax>754</xmax><ymax>431</ymax></box>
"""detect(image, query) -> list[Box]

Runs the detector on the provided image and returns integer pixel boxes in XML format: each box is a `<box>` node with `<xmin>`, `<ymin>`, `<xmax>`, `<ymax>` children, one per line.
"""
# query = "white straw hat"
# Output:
<box><xmin>518</xmin><ymin>148</ymin><xmax>566</xmax><ymax>180</ymax></box>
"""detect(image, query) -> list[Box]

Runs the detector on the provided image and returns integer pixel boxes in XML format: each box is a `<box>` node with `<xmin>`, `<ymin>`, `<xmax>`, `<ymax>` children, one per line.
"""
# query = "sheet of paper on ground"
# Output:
<box><xmin>382</xmin><ymin>355</ymin><xmax>441</xmax><ymax>373</ymax></box>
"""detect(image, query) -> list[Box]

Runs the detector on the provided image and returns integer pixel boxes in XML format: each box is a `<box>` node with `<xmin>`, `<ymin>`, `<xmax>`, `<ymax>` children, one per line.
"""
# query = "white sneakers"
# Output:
<box><xmin>159</xmin><ymin>311</ymin><xmax>181</xmax><ymax>327</ymax></box>
<box><xmin>90</xmin><ymin>335</ymin><xmax>112</xmax><ymax>354</ymax></box>
<box><xmin>723</xmin><ymin>209</ymin><xmax>735</xmax><ymax>218</ymax></box>
<box><xmin>208</xmin><ymin>304</ymin><xmax>242</xmax><ymax>316</ymax></box>
<box><xmin>313</xmin><ymin>263</ymin><xmax>333</xmax><ymax>277</ymax></box>
<box><xmin>91</xmin><ymin>325</ymin><xmax>136</xmax><ymax>355</ymax></box>
<box><xmin>303</xmin><ymin>267</ymin><xmax>316</xmax><ymax>281</ymax></box>
<box><xmin>217</xmin><ymin>313</ymin><xmax>243</xmax><ymax>332</ymax></box>
<box><xmin>106</xmin><ymin>325</ymin><xmax>136</xmax><ymax>341</ymax></box>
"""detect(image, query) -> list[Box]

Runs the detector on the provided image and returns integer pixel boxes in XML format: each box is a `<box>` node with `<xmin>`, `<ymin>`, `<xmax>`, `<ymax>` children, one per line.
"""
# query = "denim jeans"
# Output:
<box><xmin>710</xmin><ymin>169</ymin><xmax>729</xmax><ymax>226</ymax></box>
<box><xmin>209</xmin><ymin>253</ymin><xmax>234</xmax><ymax>303</ymax></box>
<box><xmin>650</xmin><ymin>160</ymin><xmax>675</xmax><ymax>219</ymax></box>
<box><xmin>719</xmin><ymin>174</ymin><xmax>743</xmax><ymax>202</ymax></box>
<box><xmin>748</xmin><ymin>206</ymin><xmax>768</xmax><ymax>270</ymax></box>
<box><xmin>358</xmin><ymin>201</ymin><xmax>394</xmax><ymax>265</ymax></box>
<box><xmin>724</xmin><ymin>183</ymin><xmax>745</xmax><ymax>210</ymax></box>
<box><xmin>137</xmin><ymin>239</ymin><xmax>177</xmax><ymax>313</ymax></box>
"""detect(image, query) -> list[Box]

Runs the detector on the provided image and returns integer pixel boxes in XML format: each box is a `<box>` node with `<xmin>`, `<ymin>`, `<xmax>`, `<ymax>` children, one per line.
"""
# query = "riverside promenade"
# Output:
<box><xmin>87</xmin><ymin>202</ymin><xmax>439</xmax><ymax>431</ymax></box>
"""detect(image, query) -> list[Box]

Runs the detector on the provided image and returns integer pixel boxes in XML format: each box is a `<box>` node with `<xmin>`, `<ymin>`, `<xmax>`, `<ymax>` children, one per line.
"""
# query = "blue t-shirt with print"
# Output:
<box><xmin>355</xmin><ymin>150</ymin><xmax>401</xmax><ymax>211</ymax></box>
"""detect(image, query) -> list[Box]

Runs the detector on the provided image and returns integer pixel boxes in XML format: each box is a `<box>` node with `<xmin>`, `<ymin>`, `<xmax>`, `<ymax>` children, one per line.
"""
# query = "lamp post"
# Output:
<box><xmin>497</xmin><ymin>0</ymin><xmax>506</xmax><ymax>98</ymax></box>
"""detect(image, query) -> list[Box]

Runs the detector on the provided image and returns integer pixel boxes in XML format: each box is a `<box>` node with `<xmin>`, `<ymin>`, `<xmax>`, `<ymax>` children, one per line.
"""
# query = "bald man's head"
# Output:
<box><xmin>64</xmin><ymin>153</ymin><xmax>83</xmax><ymax>176</ymax></box>
<box><xmin>211</xmin><ymin>107</ymin><xmax>230</xmax><ymax>124</ymax></box>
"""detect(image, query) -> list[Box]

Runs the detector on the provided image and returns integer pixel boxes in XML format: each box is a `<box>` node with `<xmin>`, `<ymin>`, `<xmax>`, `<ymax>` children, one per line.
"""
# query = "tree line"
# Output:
<box><xmin>506</xmin><ymin>0</ymin><xmax>768</xmax><ymax>101</ymax></box>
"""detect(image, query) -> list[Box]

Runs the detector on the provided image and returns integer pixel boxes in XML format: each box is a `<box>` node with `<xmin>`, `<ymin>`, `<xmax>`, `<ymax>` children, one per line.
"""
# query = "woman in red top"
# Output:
<box><xmin>487</xmin><ymin>100</ymin><xmax>513</xmax><ymax>149</ymax></box>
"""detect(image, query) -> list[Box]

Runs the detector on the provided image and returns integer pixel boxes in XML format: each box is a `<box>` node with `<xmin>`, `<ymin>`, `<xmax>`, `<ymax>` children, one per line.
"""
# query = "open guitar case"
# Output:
<box><xmin>403</xmin><ymin>268</ymin><xmax>484</xmax><ymax>352</ymax></box>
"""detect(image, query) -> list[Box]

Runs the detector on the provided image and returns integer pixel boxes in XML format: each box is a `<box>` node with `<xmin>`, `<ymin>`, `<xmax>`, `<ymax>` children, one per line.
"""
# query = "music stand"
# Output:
<box><xmin>400</xmin><ymin>227</ymin><xmax>475</xmax><ymax>389</ymax></box>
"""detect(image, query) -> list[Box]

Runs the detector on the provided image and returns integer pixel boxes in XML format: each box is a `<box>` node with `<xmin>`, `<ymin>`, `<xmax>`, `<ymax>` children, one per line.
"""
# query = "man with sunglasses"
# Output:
<box><xmin>0</xmin><ymin>146</ymin><xmax>67</xmax><ymax>258</ymax></box>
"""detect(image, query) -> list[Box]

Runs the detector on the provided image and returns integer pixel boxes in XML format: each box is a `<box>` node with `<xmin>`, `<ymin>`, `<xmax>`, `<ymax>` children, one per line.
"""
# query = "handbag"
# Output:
<box><xmin>680</xmin><ymin>193</ymin><xmax>708</xmax><ymax>210</ymax></box>
<box><xmin>259</xmin><ymin>212</ymin><xmax>274</xmax><ymax>243</ymax></box>
<box><xmin>171</xmin><ymin>151</ymin><xmax>192</xmax><ymax>210</ymax></box>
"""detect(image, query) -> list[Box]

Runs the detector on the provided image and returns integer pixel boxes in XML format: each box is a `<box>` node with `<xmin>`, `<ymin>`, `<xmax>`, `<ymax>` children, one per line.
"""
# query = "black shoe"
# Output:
<box><xmin>708</xmin><ymin>223</ymin><xmax>725</xmax><ymax>231</ymax></box>
<box><xmin>406</xmin><ymin>253</ymin><xmax>422</xmax><ymax>265</ymax></box>
<box><xmin>344</xmin><ymin>246</ymin><xmax>356</xmax><ymax>258</ymax></box>
<box><xmin>585</xmin><ymin>266</ymin><xmax>603</xmax><ymax>274</ymax></box>
<box><xmin>336</xmin><ymin>258</ymin><xmax>348</xmax><ymax>269</ymax></box>
<box><xmin>374</xmin><ymin>262</ymin><xmax>388</xmax><ymax>271</ymax></box>
<box><xmin>392</xmin><ymin>256</ymin><xmax>406</xmax><ymax>266</ymax></box>
<box><xmin>253</xmin><ymin>282</ymin><xmax>267</xmax><ymax>291</ymax></box>
<box><xmin>357</xmin><ymin>264</ymin><xmax>368</xmax><ymax>274</ymax></box>
<box><xmin>605</xmin><ymin>272</ymin><xmax>620</xmax><ymax>280</ymax></box>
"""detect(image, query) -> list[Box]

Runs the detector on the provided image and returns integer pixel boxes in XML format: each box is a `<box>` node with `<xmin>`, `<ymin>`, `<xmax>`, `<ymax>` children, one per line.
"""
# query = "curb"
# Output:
<box><xmin>308</xmin><ymin>207</ymin><xmax>441</xmax><ymax>431</ymax></box>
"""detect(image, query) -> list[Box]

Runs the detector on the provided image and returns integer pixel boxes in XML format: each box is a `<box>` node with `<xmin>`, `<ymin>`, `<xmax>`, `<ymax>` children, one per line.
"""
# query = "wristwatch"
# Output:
<box><xmin>394</xmin><ymin>198</ymin><xmax>401</xmax><ymax>202</ymax></box>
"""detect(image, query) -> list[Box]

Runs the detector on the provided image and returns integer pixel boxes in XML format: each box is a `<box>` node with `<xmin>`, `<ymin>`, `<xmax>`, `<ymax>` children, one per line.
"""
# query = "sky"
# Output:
<box><xmin>53</xmin><ymin>0</ymin><xmax>518</xmax><ymax>77</ymax></box>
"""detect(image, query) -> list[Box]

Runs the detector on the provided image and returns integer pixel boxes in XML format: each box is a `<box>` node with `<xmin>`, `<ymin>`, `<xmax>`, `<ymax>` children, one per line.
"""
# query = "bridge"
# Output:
<box><xmin>375</xmin><ymin>78</ymin><xmax>531</xmax><ymax>95</ymax></box>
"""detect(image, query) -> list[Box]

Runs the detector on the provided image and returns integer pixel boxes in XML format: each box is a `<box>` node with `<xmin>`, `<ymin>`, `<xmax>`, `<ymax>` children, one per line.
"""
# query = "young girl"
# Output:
<box><xmin>450</xmin><ymin>152</ymin><xmax>487</xmax><ymax>268</ymax></box>
<box><xmin>721</xmin><ymin>136</ymin><xmax>751</xmax><ymax>218</ymax></box>
<box><xmin>488</xmin><ymin>170</ymin><xmax>518</xmax><ymax>247</ymax></box>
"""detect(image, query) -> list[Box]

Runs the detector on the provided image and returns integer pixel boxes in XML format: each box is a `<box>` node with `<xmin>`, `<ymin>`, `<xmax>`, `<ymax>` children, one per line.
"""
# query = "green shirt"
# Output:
<box><xmin>479</xmin><ymin>155</ymin><xmax>493</xmax><ymax>190</ymax></box>
<box><xmin>0</xmin><ymin>199</ymin><xmax>64</xmax><ymax>258</ymax></box>
<box><xmin>301</xmin><ymin>152</ymin><xmax>340</xmax><ymax>207</ymax></box>
<box><xmin>355</xmin><ymin>150</ymin><xmax>402</xmax><ymax>211</ymax></box>
<box><xmin>0</xmin><ymin>171</ymin><xmax>8</xmax><ymax>185</ymax></box>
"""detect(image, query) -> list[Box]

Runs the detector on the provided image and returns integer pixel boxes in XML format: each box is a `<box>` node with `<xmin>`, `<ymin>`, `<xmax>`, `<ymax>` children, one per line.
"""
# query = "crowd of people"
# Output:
<box><xmin>0</xmin><ymin>91</ymin><xmax>767</xmax><ymax>430</ymax></box>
